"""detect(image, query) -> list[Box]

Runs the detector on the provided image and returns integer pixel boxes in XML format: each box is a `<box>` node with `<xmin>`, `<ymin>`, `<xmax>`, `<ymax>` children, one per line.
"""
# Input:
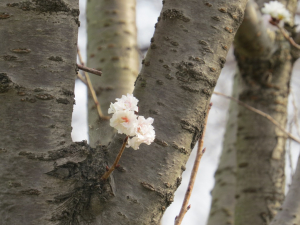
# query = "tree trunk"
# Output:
<box><xmin>0</xmin><ymin>0</ymin><xmax>249</xmax><ymax>224</ymax></box>
<box><xmin>207</xmin><ymin>73</ymin><xmax>240</xmax><ymax>225</ymax></box>
<box><xmin>0</xmin><ymin>0</ymin><xmax>79</xmax><ymax>224</ymax></box>
<box><xmin>94</xmin><ymin>1</ymin><xmax>248</xmax><ymax>224</ymax></box>
<box><xmin>233</xmin><ymin>0</ymin><xmax>297</xmax><ymax>222</ymax></box>
<box><xmin>86</xmin><ymin>0</ymin><xmax>139</xmax><ymax>146</ymax></box>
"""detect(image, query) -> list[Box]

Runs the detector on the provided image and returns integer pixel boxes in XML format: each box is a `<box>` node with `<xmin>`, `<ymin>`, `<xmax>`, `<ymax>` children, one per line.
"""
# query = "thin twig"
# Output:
<box><xmin>291</xmin><ymin>89</ymin><xmax>300</xmax><ymax>137</ymax></box>
<box><xmin>275</xmin><ymin>23</ymin><xmax>300</xmax><ymax>50</ymax></box>
<box><xmin>77</xmin><ymin>72</ymin><xmax>87</xmax><ymax>84</ymax></box>
<box><xmin>287</xmin><ymin>120</ymin><xmax>294</xmax><ymax>177</ymax></box>
<box><xmin>77</xmin><ymin>64</ymin><xmax>102</xmax><ymax>76</ymax></box>
<box><xmin>77</xmin><ymin>47</ymin><xmax>109</xmax><ymax>120</ymax></box>
<box><xmin>174</xmin><ymin>103</ymin><xmax>212</xmax><ymax>225</ymax></box>
<box><xmin>101</xmin><ymin>136</ymin><xmax>129</xmax><ymax>180</ymax></box>
<box><xmin>213</xmin><ymin>91</ymin><xmax>300</xmax><ymax>144</ymax></box>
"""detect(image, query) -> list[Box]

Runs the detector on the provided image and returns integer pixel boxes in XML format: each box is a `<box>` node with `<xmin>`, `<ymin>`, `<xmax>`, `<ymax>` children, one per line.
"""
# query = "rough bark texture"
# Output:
<box><xmin>0</xmin><ymin>0</ymin><xmax>81</xmax><ymax>224</ymax></box>
<box><xmin>207</xmin><ymin>73</ymin><xmax>240</xmax><ymax>225</ymax></box>
<box><xmin>233</xmin><ymin>1</ymin><xmax>297</xmax><ymax>224</ymax></box>
<box><xmin>86</xmin><ymin>0</ymin><xmax>139</xmax><ymax>146</ymax></box>
<box><xmin>269</xmin><ymin>153</ymin><xmax>300</xmax><ymax>225</ymax></box>
<box><xmin>91</xmin><ymin>1</ymin><xmax>248</xmax><ymax>224</ymax></box>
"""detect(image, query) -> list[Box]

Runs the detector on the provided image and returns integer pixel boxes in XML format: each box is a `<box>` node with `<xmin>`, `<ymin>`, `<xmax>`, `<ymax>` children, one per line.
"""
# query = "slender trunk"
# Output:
<box><xmin>0</xmin><ymin>1</ymin><xmax>79</xmax><ymax>224</ymax></box>
<box><xmin>233</xmin><ymin>0</ymin><xmax>297</xmax><ymax>224</ymax></box>
<box><xmin>207</xmin><ymin>73</ymin><xmax>239</xmax><ymax>225</ymax></box>
<box><xmin>86</xmin><ymin>0</ymin><xmax>139</xmax><ymax>146</ymax></box>
<box><xmin>234</xmin><ymin>32</ymin><xmax>293</xmax><ymax>225</ymax></box>
<box><xmin>94</xmin><ymin>1</ymin><xmax>248</xmax><ymax>224</ymax></box>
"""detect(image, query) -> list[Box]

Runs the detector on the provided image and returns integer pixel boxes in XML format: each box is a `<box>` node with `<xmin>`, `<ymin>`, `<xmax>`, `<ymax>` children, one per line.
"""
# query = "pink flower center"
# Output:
<box><xmin>121</xmin><ymin>117</ymin><xmax>129</xmax><ymax>123</ymax></box>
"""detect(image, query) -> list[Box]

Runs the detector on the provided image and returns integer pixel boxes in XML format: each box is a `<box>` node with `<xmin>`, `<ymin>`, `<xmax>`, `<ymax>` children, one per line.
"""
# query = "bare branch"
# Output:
<box><xmin>77</xmin><ymin>47</ymin><xmax>109</xmax><ymax>120</ymax></box>
<box><xmin>275</xmin><ymin>23</ymin><xmax>300</xmax><ymax>50</ymax></box>
<box><xmin>174</xmin><ymin>103</ymin><xmax>212</xmax><ymax>225</ymax></box>
<box><xmin>213</xmin><ymin>91</ymin><xmax>300</xmax><ymax>144</ymax></box>
<box><xmin>77</xmin><ymin>64</ymin><xmax>102</xmax><ymax>76</ymax></box>
<box><xmin>101</xmin><ymin>136</ymin><xmax>129</xmax><ymax>180</ymax></box>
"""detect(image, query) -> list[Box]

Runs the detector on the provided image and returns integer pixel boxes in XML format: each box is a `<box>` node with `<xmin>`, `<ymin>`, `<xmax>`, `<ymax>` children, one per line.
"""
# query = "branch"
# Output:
<box><xmin>234</xmin><ymin>0</ymin><xmax>275</xmax><ymax>57</ymax></box>
<box><xmin>213</xmin><ymin>91</ymin><xmax>300</xmax><ymax>144</ymax></box>
<box><xmin>77</xmin><ymin>64</ymin><xmax>102</xmax><ymax>76</ymax></box>
<box><xmin>101</xmin><ymin>136</ymin><xmax>129</xmax><ymax>180</ymax></box>
<box><xmin>77</xmin><ymin>47</ymin><xmax>109</xmax><ymax>120</ymax></box>
<box><xmin>275</xmin><ymin>23</ymin><xmax>300</xmax><ymax>50</ymax></box>
<box><xmin>174</xmin><ymin>103</ymin><xmax>212</xmax><ymax>225</ymax></box>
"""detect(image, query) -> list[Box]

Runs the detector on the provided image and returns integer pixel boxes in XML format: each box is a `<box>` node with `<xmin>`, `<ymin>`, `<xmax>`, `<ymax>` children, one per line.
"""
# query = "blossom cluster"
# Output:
<box><xmin>108</xmin><ymin>94</ymin><xmax>155</xmax><ymax>150</ymax></box>
<box><xmin>262</xmin><ymin>1</ymin><xmax>290</xmax><ymax>23</ymax></box>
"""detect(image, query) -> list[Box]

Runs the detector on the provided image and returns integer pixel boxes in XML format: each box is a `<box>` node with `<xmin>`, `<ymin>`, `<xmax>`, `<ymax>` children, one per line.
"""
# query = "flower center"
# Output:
<box><xmin>121</xmin><ymin>116</ymin><xmax>129</xmax><ymax>123</ymax></box>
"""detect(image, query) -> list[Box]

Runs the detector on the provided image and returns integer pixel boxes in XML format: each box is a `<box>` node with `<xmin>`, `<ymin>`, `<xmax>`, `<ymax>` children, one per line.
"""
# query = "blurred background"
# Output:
<box><xmin>71</xmin><ymin>1</ymin><xmax>300</xmax><ymax>224</ymax></box>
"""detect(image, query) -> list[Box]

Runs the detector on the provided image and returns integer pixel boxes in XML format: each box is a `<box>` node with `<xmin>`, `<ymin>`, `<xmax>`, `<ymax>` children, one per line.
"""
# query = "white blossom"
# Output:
<box><xmin>110</xmin><ymin>110</ymin><xmax>138</xmax><ymax>136</ymax></box>
<box><xmin>108</xmin><ymin>94</ymin><xmax>155</xmax><ymax>150</ymax></box>
<box><xmin>127</xmin><ymin>116</ymin><xmax>155</xmax><ymax>150</ymax></box>
<box><xmin>262</xmin><ymin>1</ymin><xmax>291</xmax><ymax>22</ymax></box>
<box><xmin>108</xmin><ymin>93</ymin><xmax>139</xmax><ymax>114</ymax></box>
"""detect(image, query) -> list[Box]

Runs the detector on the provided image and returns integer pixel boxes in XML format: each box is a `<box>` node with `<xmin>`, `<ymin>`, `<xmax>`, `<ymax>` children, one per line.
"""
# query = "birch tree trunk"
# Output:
<box><xmin>86</xmin><ymin>0</ymin><xmax>139</xmax><ymax>146</ymax></box>
<box><xmin>0</xmin><ymin>0</ymin><xmax>79</xmax><ymax>224</ymax></box>
<box><xmin>0</xmin><ymin>0</ymin><xmax>248</xmax><ymax>224</ymax></box>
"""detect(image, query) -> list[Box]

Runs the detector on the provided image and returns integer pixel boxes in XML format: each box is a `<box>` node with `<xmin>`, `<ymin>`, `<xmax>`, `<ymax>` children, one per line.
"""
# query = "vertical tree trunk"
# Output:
<box><xmin>207</xmin><ymin>73</ymin><xmax>239</xmax><ymax>225</ymax></box>
<box><xmin>92</xmin><ymin>1</ymin><xmax>248</xmax><ymax>224</ymax></box>
<box><xmin>234</xmin><ymin>50</ymin><xmax>291</xmax><ymax>224</ymax></box>
<box><xmin>233</xmin><ymin>0</ymin><xmax>297</xmax><ymax>221</ymax></box>
<box><xmin>0</xmin><ymin>1</ymin><xmax>79</xmax><ymax>224</ymax></box>
<box><xmin>86</xmin><ymin>0</ymin><xmax>139</xmax><ymax>146</ymax></box>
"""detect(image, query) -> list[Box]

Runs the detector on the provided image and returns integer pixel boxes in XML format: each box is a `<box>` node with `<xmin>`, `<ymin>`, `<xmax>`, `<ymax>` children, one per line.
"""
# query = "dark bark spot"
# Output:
<box><xmin>149</xmin><ymin>109</ymin><xmax>159</xmax><ymax>115</ymax></box>
<box><xmin>8</xmin><ymin>0</ymin><xmax>78</xmax><ymax>15</ymax></box>
<box><xmin>162</xmin><ymin>9</ymin><xmax>190</xmax><ymax>22</ymax></box>
<box><xmin>141</xmin><ymin>182</ymin><xmax>155</xmax><ymax>191</ymax></box>
<box><xmin>154</xmin><ymin>138</ymin><xmax>169</xmax><ymax>147</ymax></box>
<box><xmin>238</xmin><ymin>162</ymin><xmax>249</xmax><ymax>168</ymax></box>
<box><xmin>35</xmin><ymin>93</ymin><xmax>54</xmax><ymax>100</ymax></box>
<box><xmin>56</xmin><ymin>98</ymin><xmax>70</xmax><ymax>104</ymax></box>
<box><xmin>2</xmin><ymin>55</ymin><xmax>18</xmax><ymax>61</ymax></box>
<box><xmin>212</xmin><ymin>16</ymin><xmax>220</xmax><ymax>21</ymax></box>
<box><xmin>225</xmin><ymin>26</ymin><xmax>233</xmax><ymax>33</ymax></box>
<box><xmin>0</xmin><ymin>73</ymin><xmax>13</xmax><ymax>93</ymax></box>
<box><xmin>150</xmin><ymin>43</ymin><xmax>157</xmax><ymax>49</ymax></box>
<box><xmin>199</xmin><ymin>40</ymin><xmax>208</xmax><ymax>46</ymax></box>
<box><xmin>180</xmin><ymin>85</ymin><xmax>199</xmax><ymax>93</ymax></box>
<box><xmin>61</xmin><ymin>88</ymin><xmax>74</xmax><ymax>96</ymax></box>
<box><xmin>48</xmin><ymin>56</ymin><xmax>63</xmax><ymax>62</ymax></box>
<box><xmin>172</xmin><ymin>142</ymin><xmax>188</xmax><ymax>154</ymax></box>
<box><xmin>20</xmin><ymin>189</ymin><xmax>41</xmax><ymax>196</ymax></box>
<box><xmin>0</xmin><ymin>13</ymin><xmax>11</xmax><ymax>19</ymax></box>
<box><xmin>218</xmin><ymin>8</ymin><xmax>227</xmax><ymax>13</ymax></box>
<box><xmin>11</xmin><ymin>48</ymin><xmax>31</xmax><ymax>53</ymax></box>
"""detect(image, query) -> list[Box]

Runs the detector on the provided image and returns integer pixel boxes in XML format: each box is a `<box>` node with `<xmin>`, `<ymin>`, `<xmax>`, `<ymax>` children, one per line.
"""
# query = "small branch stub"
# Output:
<box><xmin>77</xmin><ymin>64</ymin><xmax>102</xmax><ymax>76</ymax></box>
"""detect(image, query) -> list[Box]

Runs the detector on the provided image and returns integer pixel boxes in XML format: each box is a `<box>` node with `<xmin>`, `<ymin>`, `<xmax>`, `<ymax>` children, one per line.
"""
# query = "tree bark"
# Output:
<box><xmin>86</xmin><ymin>0</ymin><xmax>139</xmax><ymax>146</ymax></box>
<box><xmin>269</xmin><ymin>153</ymin><xmax>300</xmax><ymax>225</ymax></box>
<box><xmin>94</xmin><ymin>1</ymin><xmax>248</xmax><ymax>224</ymax></box>
<box><xmin>233</xmin><ymin>0</ymin><xmax>297</xmax><ymax>223</ymax></box>
<box><xmin>0</xmin><ymin>0</ymin><xmax>79</xmax><ymax>224</ymax></box>
<box><xmin>207</xmin><ymin>73</ymin><xmax>240</xmax><ymax>225</ymax></box>
<box><xmin>0</xmin><ymin>0</ymin><xmax>250</xmax><ymax>224</ymax></box>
